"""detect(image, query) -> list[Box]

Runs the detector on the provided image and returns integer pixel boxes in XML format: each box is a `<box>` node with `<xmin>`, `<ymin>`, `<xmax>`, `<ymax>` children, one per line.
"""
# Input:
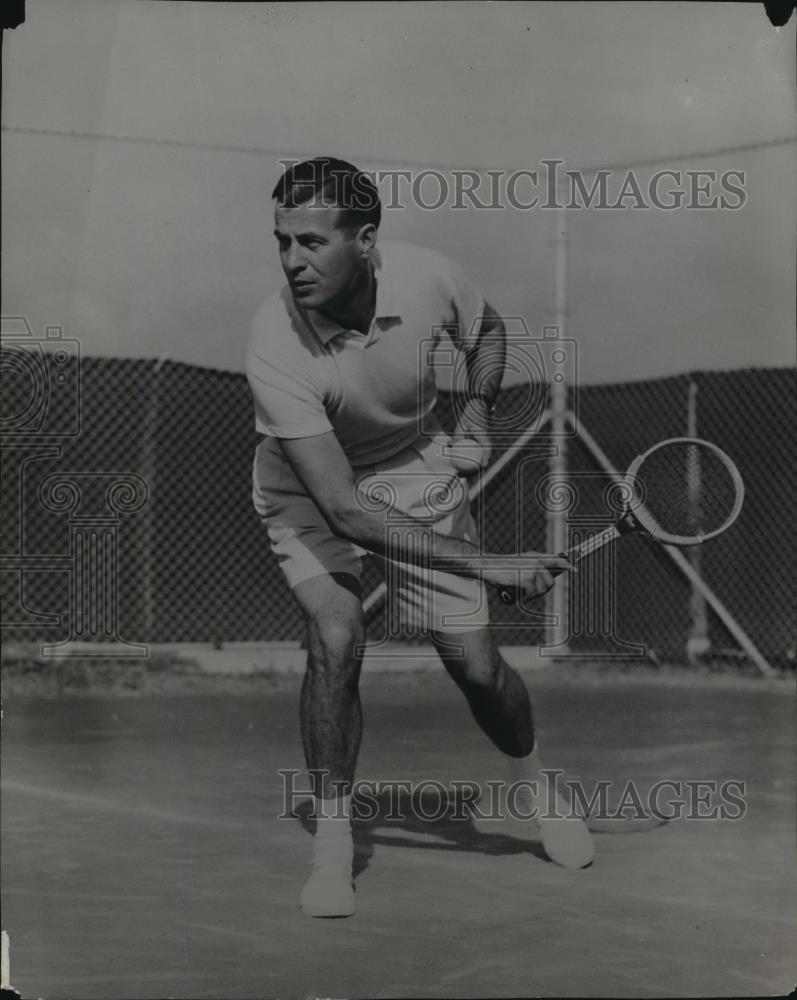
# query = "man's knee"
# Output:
<box><xmin>306</xmin><ymin>617</ymin><xmax>365</xmax><ymax>671</ymax></box>
<box><xmin>434</xmin><ymin>630</ymin><xmax>499</xmax><ymax>688</ymax></box>
<box><xmin>293</xmin><ymin>572</ymin><xmax>364</xmax><ymax>670</ymax></box>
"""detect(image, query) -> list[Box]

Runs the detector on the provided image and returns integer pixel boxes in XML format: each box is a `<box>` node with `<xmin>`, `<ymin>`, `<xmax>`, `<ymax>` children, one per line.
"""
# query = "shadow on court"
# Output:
<box><xmin>292</xmin><ymin>788</ymin><xmax>551</xmax><ymax>876</ymax></box>
<box><xmin>2</xmin><ymin>669</ymin><xmax>795</xmax><ymax>999</ymax></box>
<box><xmin>292</xmin><ymin>788</ymin><xmax>671</xmax><ymax>878</ymax></box>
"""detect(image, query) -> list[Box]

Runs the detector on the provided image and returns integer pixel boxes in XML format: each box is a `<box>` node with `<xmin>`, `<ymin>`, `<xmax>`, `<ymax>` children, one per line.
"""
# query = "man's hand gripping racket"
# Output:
<box><xmin>492</xmin><ymin>437</ymin><xmax>745</xmax><ymax>605</ymax></box>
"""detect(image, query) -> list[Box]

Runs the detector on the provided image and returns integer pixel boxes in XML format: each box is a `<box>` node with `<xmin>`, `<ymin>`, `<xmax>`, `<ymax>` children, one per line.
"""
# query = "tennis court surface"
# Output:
<box><xmin>2</xmin><ymin>664</ymin><xmax>795</xmax><ymax>999</ymax></box>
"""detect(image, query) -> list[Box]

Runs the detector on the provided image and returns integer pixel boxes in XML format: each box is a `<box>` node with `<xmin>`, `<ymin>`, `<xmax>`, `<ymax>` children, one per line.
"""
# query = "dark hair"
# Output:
<box><xmin>271</xmin><ymin>157</ymin><xmax>381</xmax><ymax>230</ymax></box>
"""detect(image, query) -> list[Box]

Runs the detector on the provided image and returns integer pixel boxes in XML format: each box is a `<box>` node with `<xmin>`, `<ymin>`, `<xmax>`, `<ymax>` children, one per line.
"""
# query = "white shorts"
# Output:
<box><xmin>252</xmin><ymin>433</ymin><xmax>490</xmax><ymax>633</ymax></box>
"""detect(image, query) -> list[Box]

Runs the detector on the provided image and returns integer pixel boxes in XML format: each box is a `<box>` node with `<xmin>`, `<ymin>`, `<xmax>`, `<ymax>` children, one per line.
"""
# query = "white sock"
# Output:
<box><xmin>501</xmin><ymin>746</ymin><xmax>595</xmax><ymax>869</ymax></box>
<box><xmin>505</xmin><ymin>744</ymin><xmax>543</xmax><ymax>785</ymax></box>
<box><xmin>312</xmin><ymin>795</ymin><xmax>353</xmax><ymax>864</ymax></box>
<box><xmin>504</xmin><ymin>745</ymin><xmax>568</xmax><ymax>820</ymax></box>
<box><xmin>314</xmin><ymin>793</ymin><xmax>352</xmax><ymax>825</ymax></box>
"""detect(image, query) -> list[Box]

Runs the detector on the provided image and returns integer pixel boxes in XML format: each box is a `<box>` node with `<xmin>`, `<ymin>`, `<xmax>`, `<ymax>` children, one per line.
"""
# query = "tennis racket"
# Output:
<box><xmin>498</xmin><ymin>436</ymin><xmax>745</xmax><ymax>605</ymax></box>
<box><xmin>447</xmin><ymin>436</ymin><xmax>490</xmax><ymax>476</ymax></box>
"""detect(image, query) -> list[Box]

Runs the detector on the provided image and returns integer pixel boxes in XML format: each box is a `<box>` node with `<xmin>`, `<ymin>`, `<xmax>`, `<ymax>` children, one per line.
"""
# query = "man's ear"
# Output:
<box><xmin>356</xmin><ymin>223</ymin><xmax>378</xmax><ymax>258</ymax></box>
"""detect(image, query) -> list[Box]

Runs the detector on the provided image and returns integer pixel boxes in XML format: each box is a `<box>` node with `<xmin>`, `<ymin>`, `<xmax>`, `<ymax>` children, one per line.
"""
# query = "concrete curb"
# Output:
<box><xmin>1</xmin><ymin>641</ymin><xmax>546</xmax><ymax>675</ymax></box>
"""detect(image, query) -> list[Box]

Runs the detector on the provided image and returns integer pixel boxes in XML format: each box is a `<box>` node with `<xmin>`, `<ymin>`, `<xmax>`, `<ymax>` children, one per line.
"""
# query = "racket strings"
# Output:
<box><xmin>630</xmin><ymin>442</ymin><xmax>740</xmax><ymax>540</ymax></box>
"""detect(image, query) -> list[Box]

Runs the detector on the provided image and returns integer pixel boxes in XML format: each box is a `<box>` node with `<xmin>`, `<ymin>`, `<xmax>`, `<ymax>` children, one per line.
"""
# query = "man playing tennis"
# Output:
<box><xmin>246</xmin><ymin>157</ymin><xmax>593</xmax><ymax>918</ymax></box>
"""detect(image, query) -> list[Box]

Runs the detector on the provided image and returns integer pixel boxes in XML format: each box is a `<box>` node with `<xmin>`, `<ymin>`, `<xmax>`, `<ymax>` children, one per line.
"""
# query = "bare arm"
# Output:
<box><xmin>463</xmin><ymin>300</ymin><xmax>506</xmax><ymax>413</ymax></box>
<box><xmin>277</xmin><ymin>430</ymin><xmax>569</xmax><ymax>598</ymax></box>
<box><xmin>446</xmin><ymin>302</ymin><xmax>506</xmax><ymax>474</ymax></box>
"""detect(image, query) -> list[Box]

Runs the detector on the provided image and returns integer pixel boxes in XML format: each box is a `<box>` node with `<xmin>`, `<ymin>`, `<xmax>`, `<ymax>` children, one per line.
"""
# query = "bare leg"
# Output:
<box><xmin>295</xmin><ymin>573</ymin><xmax>365</xmax><ymax>800</ymax></box>
<box><xmin>291</xmin><ymin>572</ymin><xmax>364</xmax><ymax>915</ymax></box>
<box><xmin>432</xmin><ymin>627</ymin><xmax>534</xmax><ymax>757</ymax></box>
<box><xmin>432</xmin><ymin>626</ymin><xmax>594</xmax><ymax>869</ymax></box>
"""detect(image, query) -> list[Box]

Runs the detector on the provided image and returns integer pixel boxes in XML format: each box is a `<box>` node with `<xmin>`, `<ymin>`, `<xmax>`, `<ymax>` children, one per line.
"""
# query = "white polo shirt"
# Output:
<box><xmin>245</xmin><ymin>241</ymin><xmax>486</xmax><ymax>466</ymax></box>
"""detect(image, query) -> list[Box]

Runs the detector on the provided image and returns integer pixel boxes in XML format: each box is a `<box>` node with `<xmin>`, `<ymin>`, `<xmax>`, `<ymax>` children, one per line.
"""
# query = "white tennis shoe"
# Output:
<box><xmin>472</xmin><ymin>783</ymin><xmax>594</xmax><ymax>870</ymax></box>
<box><xmin>300</xmin><ymin>835</ymin><xmax>356</xmax><ymax>917</ymax></box>
<box><xmin>537</xmin><ymin>810</ymin><xmax>594</xmax><ymax>869</ymax></box>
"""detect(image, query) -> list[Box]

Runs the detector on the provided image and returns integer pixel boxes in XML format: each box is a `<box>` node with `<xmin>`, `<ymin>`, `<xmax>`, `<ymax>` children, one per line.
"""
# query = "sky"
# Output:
<box><xmin>2</xmin><ymin>0</ymin><xmax>795</xmax><ymax>384</ymax></box>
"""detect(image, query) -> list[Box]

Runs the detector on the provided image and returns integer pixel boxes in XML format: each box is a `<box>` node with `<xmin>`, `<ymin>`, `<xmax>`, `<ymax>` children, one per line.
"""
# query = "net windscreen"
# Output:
<box><xmin>631</xmin><ymin>441</ymin><xmax>741</xmax><ymax>540</ymax></box>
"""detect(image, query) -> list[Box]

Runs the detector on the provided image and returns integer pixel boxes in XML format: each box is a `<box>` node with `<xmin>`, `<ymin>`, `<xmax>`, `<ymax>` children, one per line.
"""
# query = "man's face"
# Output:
<box><xmin>273</xmin><ymin>202</ymin><xmax>363</xmax><ymax>311</ymax></box>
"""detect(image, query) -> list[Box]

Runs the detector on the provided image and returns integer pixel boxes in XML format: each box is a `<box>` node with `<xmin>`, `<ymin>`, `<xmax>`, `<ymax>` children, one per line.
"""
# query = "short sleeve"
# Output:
<box><xmin>246</xmin><ymin>331</ymin><xmax>332</xmax><ymax>440</ymax></box>
<box><xmin>439</xmin><ymin>254</ymin><xmax>486</xmax><ymax>352</ymax></box>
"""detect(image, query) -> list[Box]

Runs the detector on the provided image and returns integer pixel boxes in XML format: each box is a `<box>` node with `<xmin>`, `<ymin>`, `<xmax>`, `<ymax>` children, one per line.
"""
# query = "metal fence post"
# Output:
<box><xmin>546</xmin><ymin>197</ymin><xmax>570</xmax><ymax>652</ymax></box>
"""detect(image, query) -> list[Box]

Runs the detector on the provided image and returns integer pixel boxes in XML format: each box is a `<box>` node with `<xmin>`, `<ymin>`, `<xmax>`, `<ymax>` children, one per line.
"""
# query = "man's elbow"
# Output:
<box><xmin>325</xmin><ymin>503</ymin><xmax>363</xmax><ymax>543</ymax></box>
<box><xmin>481</xmin><ymin>301</ymin><xmax>505</xmax><ymax>334</ymax></box>
<box><xmin>481</xmin><ymin>316</ymin><xmax>505</xmax><ymax>338</ymax></box>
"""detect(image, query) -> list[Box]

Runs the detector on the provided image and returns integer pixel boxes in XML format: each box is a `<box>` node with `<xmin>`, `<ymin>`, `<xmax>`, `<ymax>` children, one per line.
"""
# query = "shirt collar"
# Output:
<box><xmin>299</xmin><ymin>246</ymin><xmax>400</xmax><ymax>345</ymax></box>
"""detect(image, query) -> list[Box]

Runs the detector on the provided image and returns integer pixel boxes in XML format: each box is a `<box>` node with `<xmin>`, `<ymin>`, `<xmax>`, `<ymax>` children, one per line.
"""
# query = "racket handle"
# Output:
<box><xmin>498</xmin><ymin>553</ymin><xmax>570</xmax><ymax>605</ymax></box>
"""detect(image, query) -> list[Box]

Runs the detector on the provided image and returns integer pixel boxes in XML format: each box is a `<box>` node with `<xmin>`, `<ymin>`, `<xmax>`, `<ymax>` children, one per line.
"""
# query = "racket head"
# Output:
<box><xmin>623</xmin><ymin>437</ymin><xmax>745</xmax><ymax>546</ymax></box>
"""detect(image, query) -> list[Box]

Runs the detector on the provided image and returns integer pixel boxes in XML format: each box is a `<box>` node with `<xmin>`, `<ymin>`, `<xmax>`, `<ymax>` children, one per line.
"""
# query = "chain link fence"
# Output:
<box><xmin>1</xmin><ymin>343</ymin><xmax>794</xmax><ymax>668</ymax></box>
<box><xmin>472</xmin><ymin>369</ymin><xmax>795</xmax><ymax>667</ymax></box>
